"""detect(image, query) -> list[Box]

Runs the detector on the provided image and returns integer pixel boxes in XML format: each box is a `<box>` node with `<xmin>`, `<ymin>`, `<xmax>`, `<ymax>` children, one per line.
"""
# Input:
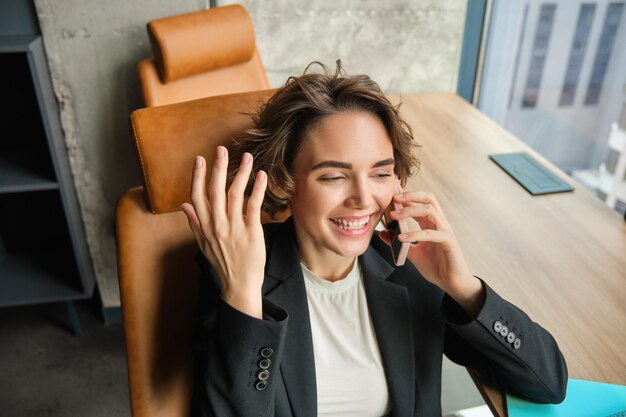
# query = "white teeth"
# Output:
<box><xmin>331</xmin><ymin>216</ymin><xmax>370</xmax><ymax>230</ymax></box>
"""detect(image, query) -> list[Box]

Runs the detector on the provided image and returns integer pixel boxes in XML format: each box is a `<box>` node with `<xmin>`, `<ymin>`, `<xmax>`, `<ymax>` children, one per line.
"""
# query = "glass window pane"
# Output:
<box><xmin>559</xmin><ymin>4</ymin><xmax>596</xmax><ymax>106</ymax></box>
<box><xmin>522</xmin><ymin>4</ymin><xmax>557</xmax><ymax>108</ymax></box>
<box><xmin>478</xmin><ymin>0</ymin><xmax>626</xmax><ymax>214</ymax></box>
<box><xmin>585</xmin><ymin>2</ymin><xmax>624</xmax><ymax>104</ymax></box>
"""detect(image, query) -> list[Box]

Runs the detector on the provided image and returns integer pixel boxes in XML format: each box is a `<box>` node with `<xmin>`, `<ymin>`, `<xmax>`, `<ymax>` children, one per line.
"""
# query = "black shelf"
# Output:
<box><xmin>0</xmin><ymin>35</ymin><xmax>38</xmax><ymax>53</ymax></box>
<box><xmin>0</xmin><ymin>148</ymin><xmax>58</xmax><ymax>193</ymax></box>
<box><xmin>0</xmin><ymin>251</ymin><xmax>83</xmax><ymax>307</ymax></box>
<box><xmin>0</xmin><ymin>35</ymin><xmax>95</xmax><ymax>327</ymax></box>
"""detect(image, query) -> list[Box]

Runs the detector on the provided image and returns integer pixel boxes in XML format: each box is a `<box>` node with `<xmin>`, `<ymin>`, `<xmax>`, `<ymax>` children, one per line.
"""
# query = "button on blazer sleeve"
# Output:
<box><xmin>191</xmin><ymin>252</ymin><xmax>289</xmax><ymax>417</ymax></box>
<box><xmin>442</xmin><ymin>280</ymin><xmax>568</xmax><ymax>404</ymax></box>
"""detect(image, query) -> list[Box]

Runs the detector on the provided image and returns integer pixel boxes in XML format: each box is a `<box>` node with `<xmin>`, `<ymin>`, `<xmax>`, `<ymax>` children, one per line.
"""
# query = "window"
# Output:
<box><xmin>523</xmin><ymin>3</ymin><xmax>557</xmax><ymax>108</ymax></box>
<box><xmin>509</xmin><ymin>4</ymin><xmax>530</xmax><ymax>109</ymax></box>
<box><xmin>478</xmin><ymin>0</ymin><xmax>626</xmax><ymax>214</ymax></box>
<box><xmin>559</xmin><ymin>4</ymin><xmax>596</xmax><ymax>106</ymax></box>
<box><xmin>585</xmin><ymin>2</ymin><xmax>625</xmax><ymax>105</ymax></box>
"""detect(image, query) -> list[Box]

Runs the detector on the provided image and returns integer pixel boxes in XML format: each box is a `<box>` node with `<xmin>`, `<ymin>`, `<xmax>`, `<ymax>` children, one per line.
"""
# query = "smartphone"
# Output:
<box><xmin>382</xmin><ymin>178</ymin><xmax>420</xmax><ymax>266</ymax></box>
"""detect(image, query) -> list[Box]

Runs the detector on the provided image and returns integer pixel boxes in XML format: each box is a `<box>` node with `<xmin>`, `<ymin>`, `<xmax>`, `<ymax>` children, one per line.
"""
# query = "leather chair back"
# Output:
<box><xmin>116</xmin><ymin>89</ymin><xmax>286</xmax><ymax>417</ymax></box>
<box><xmin>138</xmin><ymin>4</ymin><xmax>270</xmax><ymax>107</ymax></box>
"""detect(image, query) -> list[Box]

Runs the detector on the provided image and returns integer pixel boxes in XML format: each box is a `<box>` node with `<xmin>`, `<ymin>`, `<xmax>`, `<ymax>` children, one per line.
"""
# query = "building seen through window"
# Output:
<box><xmin>479</xmin><ymin>0</ymin><xmax>626</xmax><ymax>216</ymax></box>
<box><xmin>585</xmin><ymin>2</ymin><xmax>624</xmax><ymax>105</ymax></box>
<box><xmin>560</xmin><ymin>4</ymin><xmax>595</xmax><ymax>106</ymax></box>
<box><xmin>523</xmin><ymin>3</ymin><xmax>557</xmax><ymax>108</ymax></box>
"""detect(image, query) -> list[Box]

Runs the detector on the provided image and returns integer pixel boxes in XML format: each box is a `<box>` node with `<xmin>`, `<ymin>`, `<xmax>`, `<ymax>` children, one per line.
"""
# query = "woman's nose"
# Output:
<box><xmin>345</xmin><ymin>179</ymin><xmax>375</xmax><ymax>208</ymax></box>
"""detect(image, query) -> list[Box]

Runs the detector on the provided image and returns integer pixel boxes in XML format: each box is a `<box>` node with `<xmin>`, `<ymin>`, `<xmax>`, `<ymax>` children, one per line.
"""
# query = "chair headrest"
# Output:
<box><xmin>148</xmin><ymin>4</ymin><xmax>257</xmax><ymax>83</ymax></box>
<box><xmin>130</xmin><ymin>89</ymin><xmax>276</xmax><ymax>214</ymax></box>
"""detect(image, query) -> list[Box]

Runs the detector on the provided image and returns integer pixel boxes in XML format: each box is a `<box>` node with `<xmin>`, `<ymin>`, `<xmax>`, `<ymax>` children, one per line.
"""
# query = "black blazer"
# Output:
<box><xmin>191</xmin><ymin>219</ymin><xmax>567</xmax><ymax>417</ymax></box>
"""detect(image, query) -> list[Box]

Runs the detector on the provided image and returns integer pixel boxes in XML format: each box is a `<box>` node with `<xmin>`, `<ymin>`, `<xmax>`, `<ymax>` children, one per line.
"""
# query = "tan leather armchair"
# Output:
<box><xmin>138</xmin><ymin>4</ymin><xmax>270</xmax><ymax>107</ymax></box>
<box><xmin>116</xmin><ymin>89</ymin><xmax>288</xmax><ymax>417</ymax></box>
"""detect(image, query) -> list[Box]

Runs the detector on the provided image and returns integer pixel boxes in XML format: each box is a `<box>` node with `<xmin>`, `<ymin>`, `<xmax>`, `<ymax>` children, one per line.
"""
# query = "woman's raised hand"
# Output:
<box><xmin>181</xmin><ymin>146</ymin><xmax>267</xmax><ymax>319</ymax></box>
<box><xmin>387</xmin><ymin>191</ymin><xmax>485</xmax><ymax>317</ymax></box>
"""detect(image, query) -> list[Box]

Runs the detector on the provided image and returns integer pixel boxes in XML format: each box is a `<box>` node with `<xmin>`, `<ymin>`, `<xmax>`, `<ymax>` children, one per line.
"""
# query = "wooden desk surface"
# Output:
<box><xmin>393</xmin><ymin>93</ymin><xmax>626</xmax><ymax>416</ymax></box>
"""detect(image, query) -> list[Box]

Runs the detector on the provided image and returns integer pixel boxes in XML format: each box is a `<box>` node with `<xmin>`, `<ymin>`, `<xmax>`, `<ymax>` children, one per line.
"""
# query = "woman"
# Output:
<box><xmin>182</xmin><ymin>63</ymin><xmax>567</xmax><ymax>417</ymax></box>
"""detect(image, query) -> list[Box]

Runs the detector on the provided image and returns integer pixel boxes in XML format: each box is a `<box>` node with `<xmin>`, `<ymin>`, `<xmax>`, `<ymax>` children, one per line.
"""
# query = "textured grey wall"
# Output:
<box><xmin>34</xmin><ymin>0</ymin><xmax>466</xmax><ymax>307</ymax></box>
<box><xmin>34</xmin><ymin>0</ymin><xmax>211</xmax><ymax>307</ymax></box>
<box><xmin>222</xmin><ymin>0</ymin><xmax>466</xmax><ymax>93</ymax></box>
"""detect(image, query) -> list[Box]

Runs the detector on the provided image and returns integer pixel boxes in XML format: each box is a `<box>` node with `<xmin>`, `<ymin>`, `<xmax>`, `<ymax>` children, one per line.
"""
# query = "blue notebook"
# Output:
<box><xmin>507</xmin><ymin>379</ymin><xmax>626</xmax><ymax>417</ymax></box>
<box><xmin>489</xmin><ymin>152</ymin><xmax>574</xmax><ymax>195</ymax></box>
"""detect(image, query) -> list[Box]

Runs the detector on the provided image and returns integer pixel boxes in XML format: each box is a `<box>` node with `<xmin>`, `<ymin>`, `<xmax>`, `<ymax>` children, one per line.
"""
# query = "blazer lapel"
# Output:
<box><xmin>361</xmin><ymin>246</ymin><xmax>416</xmax><ymax>417</ymax></box>
<box><xmin>262</xmin><ymin>220</ymin><xmax>317</xmax><ymax>417</ymax></box>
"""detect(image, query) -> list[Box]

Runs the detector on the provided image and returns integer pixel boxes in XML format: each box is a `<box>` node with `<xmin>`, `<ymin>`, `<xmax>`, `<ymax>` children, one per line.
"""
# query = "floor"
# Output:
<box><xmin>0</xmin><ymin>302</ymin><xmax>129</xmax><ymax>417</ymax></box>
<box><xmin>0</xmin><ymin>300</ymin><xmax>489</xmax><ymax>417</ymax></box>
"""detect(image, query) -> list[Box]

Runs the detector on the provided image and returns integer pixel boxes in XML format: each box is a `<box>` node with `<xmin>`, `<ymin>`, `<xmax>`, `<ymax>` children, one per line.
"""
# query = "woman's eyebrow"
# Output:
<box><xmin>312</xmin><ymin>161</ymin><xmax>351</xmax><ymax>170</ymax></box>
<box><xmin>372</xmin><ymin>158</ymin><xmax>395</xmax><ymax>168</ymax></box>
<box><xmin>311</xmin><ymin>158</ymin><xmax>395</xmax><ymax>170</ymax></box>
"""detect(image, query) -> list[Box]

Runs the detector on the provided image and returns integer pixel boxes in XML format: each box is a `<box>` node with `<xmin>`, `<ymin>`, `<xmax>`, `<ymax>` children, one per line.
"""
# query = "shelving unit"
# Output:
<box><xmin>0</xmin><ymin>35</ymin><xmax>95</xmax><ymax>333</ymax></box>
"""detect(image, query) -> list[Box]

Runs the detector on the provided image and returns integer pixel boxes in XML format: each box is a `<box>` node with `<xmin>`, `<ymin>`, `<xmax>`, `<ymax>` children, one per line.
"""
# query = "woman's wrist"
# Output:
<box><xmin>445</xmin><ymin>275</ymin><xmax>485</xmax><ymax>319</ymax></box>
<box><xmin>222</xmin><ymin>285</ymin><xmax>263</xmax><ymax>319</ymax></box>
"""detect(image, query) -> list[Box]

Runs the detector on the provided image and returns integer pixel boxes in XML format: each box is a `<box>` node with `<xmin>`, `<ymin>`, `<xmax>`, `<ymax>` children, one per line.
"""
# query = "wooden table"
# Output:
<box><xmin>394</xmin><ymin>93</ymin><xmax>626</xmax><ymax>416</ymax></box>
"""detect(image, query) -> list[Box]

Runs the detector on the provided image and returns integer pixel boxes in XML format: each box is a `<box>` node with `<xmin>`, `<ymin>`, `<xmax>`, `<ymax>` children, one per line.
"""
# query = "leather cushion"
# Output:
<box><xmin>129</xmin><ymin>89</ymin><xmax>276</xmax><ymax>214</ymax></box>
<box><xmin>116</xmin><ymin>186</ymin><xmax>198</xmax><ymax>417</ymax></box>
<box><xmin>148</xmin><ymin>4</ymin><xmax>257</xmax><ymax>82</ymax></box>
<box><xmin>137</xmin><ymin>51</ymin><xmax>270</xmax><ymax>107</ymax></box>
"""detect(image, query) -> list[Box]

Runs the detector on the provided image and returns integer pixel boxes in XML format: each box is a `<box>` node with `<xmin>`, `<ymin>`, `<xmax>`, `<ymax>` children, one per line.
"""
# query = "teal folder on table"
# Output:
<box><xmin>507</xmin><ymin>379</ymin><xmax>626</xmax><ymax>417</ymax></box>
<box><xmin>489</xmin><ymin>152</ymin><xmax>574</xmax><ymax>195</ymax></box>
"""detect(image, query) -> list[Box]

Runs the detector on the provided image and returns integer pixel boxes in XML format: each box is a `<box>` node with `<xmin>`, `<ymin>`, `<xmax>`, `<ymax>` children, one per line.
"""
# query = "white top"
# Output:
<box><xmin>302</xmin><ymin>259</ymin><xmax>390</xmax><ymax>417</ymax></box>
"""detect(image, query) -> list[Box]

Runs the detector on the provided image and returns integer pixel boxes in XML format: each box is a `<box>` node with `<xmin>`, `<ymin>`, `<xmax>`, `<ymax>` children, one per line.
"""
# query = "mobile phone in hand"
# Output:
<box><xmin>382</xmin><ymin>178</ymin><xmax>418</xmax><ymax>266</ymax></box>
<box><xmin>383</xmin><ymin>200</ymin><xmax>409</xmax><ymax>266</ymax></box>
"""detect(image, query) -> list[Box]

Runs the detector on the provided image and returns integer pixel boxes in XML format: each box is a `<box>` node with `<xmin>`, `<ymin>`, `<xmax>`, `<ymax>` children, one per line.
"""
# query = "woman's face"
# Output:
<box><xmin>290</xmin><ymin>111</ymin><xmax>396</xmax><ymax>261</ymax></box>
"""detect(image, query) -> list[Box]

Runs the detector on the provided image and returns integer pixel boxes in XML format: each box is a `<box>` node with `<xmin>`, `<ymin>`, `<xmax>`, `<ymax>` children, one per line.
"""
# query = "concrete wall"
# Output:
<box><xmin>222</xmin><ymin>0</ymin><xmax>467</xmax><ymax>93</ymax></box>
<box><xmin>34</xmin><ymin>0</ymin><xmax>467</xmax><ymax>307</ymax></box>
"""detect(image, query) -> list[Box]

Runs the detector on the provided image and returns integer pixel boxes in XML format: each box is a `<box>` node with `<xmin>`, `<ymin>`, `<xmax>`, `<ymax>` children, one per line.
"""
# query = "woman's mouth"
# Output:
<box><xmin>329</xmin><ymin>215</ymin><xmax>371</xmax><ymax>231</ymax></box>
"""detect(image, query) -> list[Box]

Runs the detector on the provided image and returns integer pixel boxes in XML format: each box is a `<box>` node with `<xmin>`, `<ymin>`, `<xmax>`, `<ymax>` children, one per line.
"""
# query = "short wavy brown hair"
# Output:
<box><xmin>229</xmin><ymin>61</ymin><xmax>420</xmax><ymax>217</ymax></box>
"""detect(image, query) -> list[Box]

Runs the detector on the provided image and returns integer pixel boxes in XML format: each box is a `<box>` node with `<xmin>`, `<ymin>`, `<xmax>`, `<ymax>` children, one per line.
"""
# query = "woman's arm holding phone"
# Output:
<box><xmin>382</xmin><ymin>188</ymin><xmax>567</xmax><ymax>403</ymax></box>
<box><xmin>383</xmin><ymin>189</ymin><xmax>486</xmax><ymax>318</ymax></box>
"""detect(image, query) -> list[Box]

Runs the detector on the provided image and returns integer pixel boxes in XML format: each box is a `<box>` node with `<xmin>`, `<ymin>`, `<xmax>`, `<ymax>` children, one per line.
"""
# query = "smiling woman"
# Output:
<box><xmin>290</xmin><ymin>111</ymin><xmax>396</xmax><ymax>280</ymax></box>
<box><xmin>226</xmin><ymin>61</ymin><xmax>419</xmax><ymax>218</ymax></box>
<box><xmin>181</xmin><ymin>62</ymin><xmax>568</xmax><ymax>417</ymax></box>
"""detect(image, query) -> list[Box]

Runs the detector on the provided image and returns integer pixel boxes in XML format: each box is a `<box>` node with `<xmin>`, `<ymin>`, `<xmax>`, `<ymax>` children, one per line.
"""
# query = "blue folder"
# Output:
<box><xmin>507</xmin><ymin>379</ymin><xmax>626</xmax><ymax>417</ymax></box>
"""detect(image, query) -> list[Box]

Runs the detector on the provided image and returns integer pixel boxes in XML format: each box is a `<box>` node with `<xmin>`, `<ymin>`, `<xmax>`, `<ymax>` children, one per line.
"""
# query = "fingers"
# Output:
<box><xmin>182</xmin><ymin>202</ymin><xmax>207</xmax><ymax>246</ymax></box>
<box><xmin>389</xmin><ymin>191</ymin><xmax>460</xmax><ymax>247</ymax></box>
<box><xmin>182</xmin><ymin>202</ymin><xmax>223</xmax><ymax>267</ymax></box>
<box><xmin>191</xmin><ymin>147</ymin><xmax>264</xmax><ymax>237</ymax></box>
<box><xmin>228</xmin><ymin>152</ymin><xmax>253</xmax><ymax>221</ymax></box>
<box><xmin>394</xmin><ymin>191</ymin><xmax>444</xmax><ymax>214</ymax></box>
<box><xmin>392</xmin><ymin>191</ymin><xmax>451</xmax><ymax>231</ymax></box>
<box><xmin>208</xmin><ymin>146</ymin><xmax>228</xmax><ymax>226</ymax></box>
<box><xmin>190</xmin><ymin>156</ymin><xmax>212</xmax><ymax>232</ymax></box>
<box><xmin>186</xmin><ymin>149</ymin><xmax>266</xmax><ymax>292</ymax></box>
<box><xmin>391</xmin><ymin>202</ymin><xmax>448</xmax><ymax>232</ymax></box>
<box><xmin>181</xmin><ymin>202</ymin><xmax>201</xmax><ymax>231</ymax></box>
<box><xmin>398</xmin><ymin>228</ymin><xmax>449</xmax><ymax>245</ymax></box>
<box><xmin>246</xmin><ymin>170</ymin><xmax>267</xmax><ymax>226</ymax></box>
